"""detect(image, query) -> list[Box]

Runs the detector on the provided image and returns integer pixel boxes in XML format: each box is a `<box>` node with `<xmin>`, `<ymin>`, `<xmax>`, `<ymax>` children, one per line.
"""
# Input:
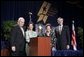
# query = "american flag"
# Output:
<box><xmin>71</xmin><ymin>20</ymin><xmax>77</xmax><ymax>51</ymax></box>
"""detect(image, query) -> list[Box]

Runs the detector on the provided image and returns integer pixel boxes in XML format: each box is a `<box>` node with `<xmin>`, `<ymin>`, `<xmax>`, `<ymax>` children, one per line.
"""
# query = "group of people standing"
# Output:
<box><xmin>10</xmin><ymin>17</ymin><xmax>70</xmax><ymax>56</ymax></box>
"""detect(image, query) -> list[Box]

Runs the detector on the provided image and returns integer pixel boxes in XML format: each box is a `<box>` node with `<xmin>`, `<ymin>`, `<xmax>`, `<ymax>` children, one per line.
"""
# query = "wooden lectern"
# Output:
<box><xmin>1</xmin><ymin>48</ymin><xmax>10</xmax><ymax>56</ymax></box>
<box><xmin>29</xmin><ymin>37</ymin><xmax>51</xmax><ymax>56</ymax></box>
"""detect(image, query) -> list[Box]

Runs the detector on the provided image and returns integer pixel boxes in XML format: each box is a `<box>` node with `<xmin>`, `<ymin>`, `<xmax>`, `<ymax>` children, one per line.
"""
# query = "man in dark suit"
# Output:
<box><xmin>55</xmin><ymin>17</ymin><xmax>70</xmax><ymax>50</ymax></box>
<box><xmin>10</xmin><ymin>17</ymin><xmax>26</xmax><ymax>56</ymax></box>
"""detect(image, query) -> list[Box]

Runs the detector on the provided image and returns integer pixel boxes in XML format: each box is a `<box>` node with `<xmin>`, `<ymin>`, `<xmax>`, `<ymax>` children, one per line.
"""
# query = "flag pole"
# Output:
<box><xmin>71</xmin><ymin>20</ymin><xmax>77</xmax><ymax>51</ymax></box>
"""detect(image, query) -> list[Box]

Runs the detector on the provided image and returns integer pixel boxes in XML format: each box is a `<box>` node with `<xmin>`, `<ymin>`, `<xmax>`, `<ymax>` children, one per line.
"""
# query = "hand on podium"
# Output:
<box><xmin>67</xmin><ymin>45</ymin><xmax>70</xmax><ymax>50</ymax></box>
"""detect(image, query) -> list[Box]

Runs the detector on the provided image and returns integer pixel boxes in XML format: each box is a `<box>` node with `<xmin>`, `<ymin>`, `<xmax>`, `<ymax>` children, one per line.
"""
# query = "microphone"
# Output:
<box><xmin>29</xmin><ymin>12</ymin><xmax>32</xmax><ymax>22</ymax></box>
<box><xmin>29</xmin><ymin>12</ymin><xmax>32</xmax><ymax>15</ymax></box>
<box><xmin>72</xmin><ymin>20</ymin><xmax>74</xmax><ymax>24</ymax></box>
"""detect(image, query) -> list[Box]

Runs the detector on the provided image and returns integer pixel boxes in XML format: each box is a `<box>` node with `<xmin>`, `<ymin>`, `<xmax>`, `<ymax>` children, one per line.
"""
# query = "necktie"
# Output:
<box><xmin>59</xmin><ymin>26</ymin><xmax>62</xmax><ymax>34</ymax></box>
<box><xmin>20</xmin><ymin>27</ymin><xmax>24</xmax><ymax>36</ymax></box>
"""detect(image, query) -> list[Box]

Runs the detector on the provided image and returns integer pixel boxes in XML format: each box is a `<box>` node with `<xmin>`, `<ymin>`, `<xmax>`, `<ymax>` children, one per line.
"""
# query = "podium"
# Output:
<box><xmin>29</xmin><ymin>37</ymin><xmax>51</xmax><ymax>56</ymax></box>
<box><xmin>1</xmin><ymin>49</ymin><xmax>10</xmax><ymax>56</ymax></box>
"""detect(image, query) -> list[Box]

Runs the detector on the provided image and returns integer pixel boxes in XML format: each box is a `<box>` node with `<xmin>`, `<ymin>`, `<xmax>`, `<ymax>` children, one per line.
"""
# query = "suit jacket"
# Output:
<box><xmin>10</xmin><ymin>25</ymin><xmax>26</xmax><ymax>56</ymax></box>
<box><xmin>55</xmin><ymin>25</ymin><xmax>70</xmax><ymax>50</ymax></box>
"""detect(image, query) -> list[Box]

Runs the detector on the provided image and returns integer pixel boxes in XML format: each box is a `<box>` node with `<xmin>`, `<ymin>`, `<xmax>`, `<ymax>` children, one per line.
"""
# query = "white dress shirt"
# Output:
<box><xmin>20</xmin><ymin>27</ymin><xmax>25</xmax><ymax>36</ymax></box>
<box><xmin>59</xmin><ymin>25</ymin><xmax>63</xmax><ymax>34</ymax></box>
